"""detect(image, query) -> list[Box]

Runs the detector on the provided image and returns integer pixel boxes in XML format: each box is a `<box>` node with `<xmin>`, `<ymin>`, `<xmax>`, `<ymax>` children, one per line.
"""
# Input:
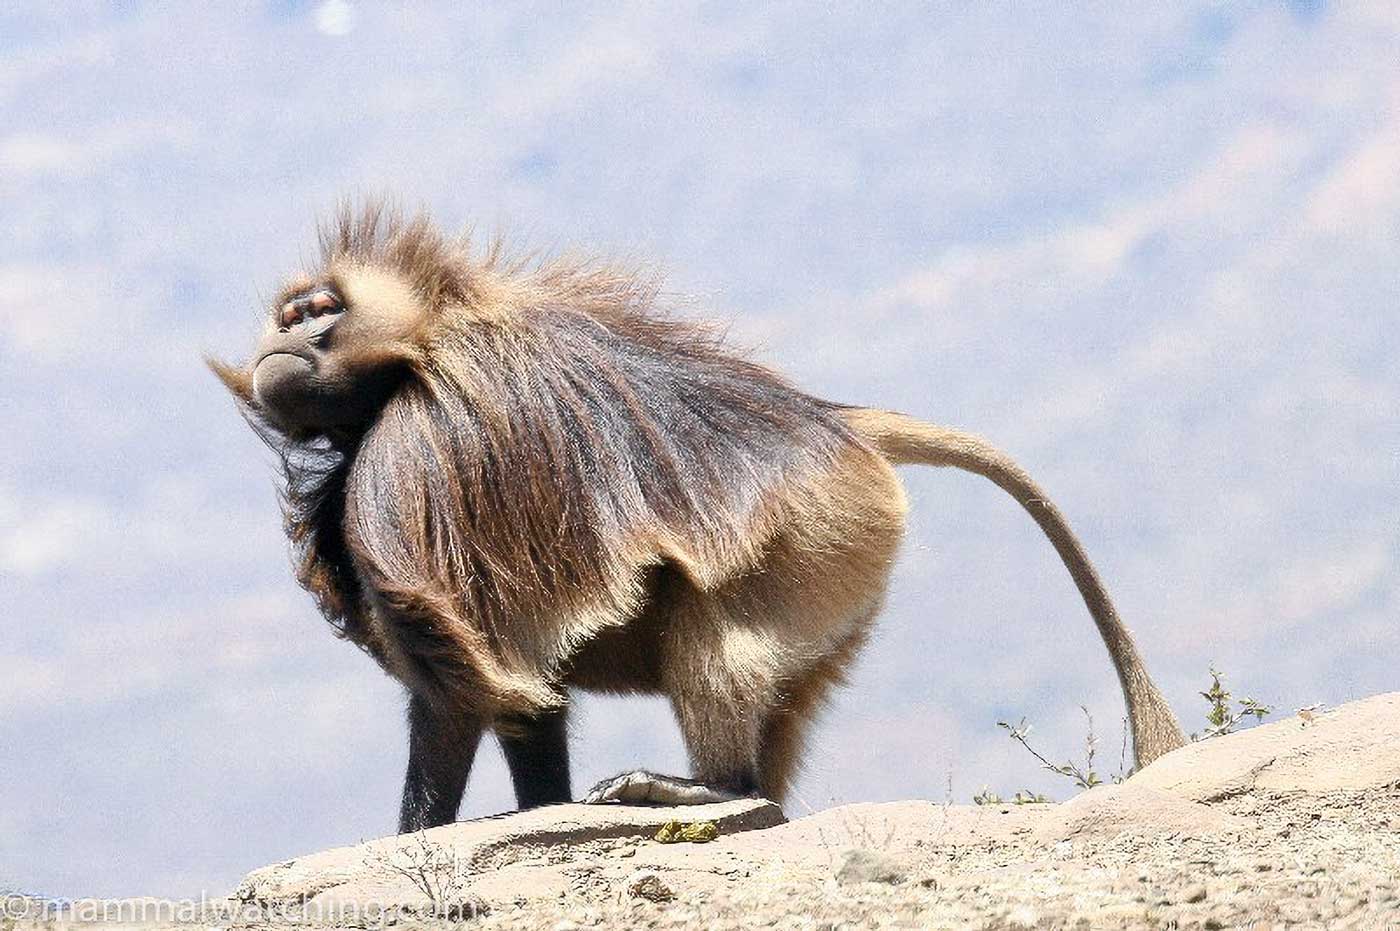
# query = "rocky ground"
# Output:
<box><xmin>14</xmin><ymin>693</ymin><xmax>1400</xmax><ymax>930</ymax></box>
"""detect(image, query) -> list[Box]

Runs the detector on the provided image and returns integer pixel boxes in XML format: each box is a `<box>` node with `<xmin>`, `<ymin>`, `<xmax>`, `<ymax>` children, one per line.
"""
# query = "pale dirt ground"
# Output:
<box><xmin>14</xmin><ymin>693</ymin><xmax>1400</xmax><ymax>930</ymax></box>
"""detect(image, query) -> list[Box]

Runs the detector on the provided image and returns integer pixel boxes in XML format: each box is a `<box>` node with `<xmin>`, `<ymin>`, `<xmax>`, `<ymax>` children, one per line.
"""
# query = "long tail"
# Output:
<box><xmin>844</xmin><ymin>407</ymin><xmax>1186</xmax><ymax>768</ymax></box>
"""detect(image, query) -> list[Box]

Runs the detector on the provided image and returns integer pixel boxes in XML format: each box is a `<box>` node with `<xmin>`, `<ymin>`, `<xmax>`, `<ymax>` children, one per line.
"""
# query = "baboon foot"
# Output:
<box><xmin>582</xmin><ymin>770</ymin><xmax>740</xmax><ymax>805</ymax></box>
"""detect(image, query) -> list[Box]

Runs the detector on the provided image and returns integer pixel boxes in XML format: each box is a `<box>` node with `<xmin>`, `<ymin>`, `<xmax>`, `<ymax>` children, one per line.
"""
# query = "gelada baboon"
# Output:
<box><xmin>211</xmin><ymin>203</ymin><xmax>1184</xmax><ymax>831</ymax></box>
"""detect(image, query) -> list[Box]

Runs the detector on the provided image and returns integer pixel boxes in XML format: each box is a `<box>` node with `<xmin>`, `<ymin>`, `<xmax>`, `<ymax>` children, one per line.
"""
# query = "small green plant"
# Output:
<box><xmin>973</xmin><ymin>788</ymin><xmax>1049</xmax><ymax>806</ymax></box>
<box><xmin>997</xmin><ymin>705</ymin><xmax>1106</xmax><ymax>792</ymax></box>
<box><xmin>983</xmin><ymin>667</ymin><xmax>1273</xmax><ymax>804</ymax></box>
<box><xmin>1192</xmin><ymin>666</ymin><xmax>1272</xmax><ymax>740</ymax></box>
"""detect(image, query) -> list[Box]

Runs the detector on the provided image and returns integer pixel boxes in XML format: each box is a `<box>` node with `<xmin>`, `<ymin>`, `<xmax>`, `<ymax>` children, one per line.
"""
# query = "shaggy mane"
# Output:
<box><xmin>318</xmin><ymin>200</ymin><xmax>665</xmax><ymax>327</ymax></box>
<box><xmin>245</xmin><ymin>202</ymin><xmax>865</xmax><ymax>710</ymax></box>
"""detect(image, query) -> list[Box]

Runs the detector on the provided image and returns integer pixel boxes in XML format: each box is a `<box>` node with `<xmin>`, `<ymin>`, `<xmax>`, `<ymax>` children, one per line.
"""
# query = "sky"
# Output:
<box><xmin>2</xmin><ymin>0</ymin><xmax>1397</xmax><ymax>899</ymax></box>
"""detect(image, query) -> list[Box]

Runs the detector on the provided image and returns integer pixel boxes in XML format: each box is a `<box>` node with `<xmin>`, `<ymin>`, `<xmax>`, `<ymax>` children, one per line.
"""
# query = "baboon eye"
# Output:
<box><xmin>306</xmin><ymin>289</ymin><xmax>343</xmax><ymax>316</ymax></box>
<box><xmin>278</xmin><ymin>288</ymin><xmax>345</xmax><ymax>328</ymax></box>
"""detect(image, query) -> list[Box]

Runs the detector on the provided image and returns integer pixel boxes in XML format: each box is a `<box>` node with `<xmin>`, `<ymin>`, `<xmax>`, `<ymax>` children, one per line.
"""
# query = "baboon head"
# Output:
<box><xmin>208</xmin><ymin>206</ymin><xmax>471</xmax><ymax>443</ymax></box>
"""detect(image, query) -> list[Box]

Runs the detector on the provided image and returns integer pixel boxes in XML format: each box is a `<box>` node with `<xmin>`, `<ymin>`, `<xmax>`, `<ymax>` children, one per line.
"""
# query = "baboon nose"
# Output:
<box><xmin>280</xmin><ymin>301</ymin><xmax>303</xmax><ymax>327</ymax></box>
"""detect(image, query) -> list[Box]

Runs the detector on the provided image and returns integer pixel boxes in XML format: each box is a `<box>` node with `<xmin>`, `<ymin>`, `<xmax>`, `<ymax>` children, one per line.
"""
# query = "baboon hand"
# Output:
<box><xmin>582</xmin><ymin>770</ymin><xmax>740</xmax><ymax>806</ymax></box>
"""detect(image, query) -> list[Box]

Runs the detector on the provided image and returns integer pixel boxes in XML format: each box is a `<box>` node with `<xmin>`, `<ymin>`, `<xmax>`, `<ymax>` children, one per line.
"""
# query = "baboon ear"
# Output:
<box><xmin>206</xmin><ymin>355</ymin><xmax>254</xmax><ymax>405</ymax></box>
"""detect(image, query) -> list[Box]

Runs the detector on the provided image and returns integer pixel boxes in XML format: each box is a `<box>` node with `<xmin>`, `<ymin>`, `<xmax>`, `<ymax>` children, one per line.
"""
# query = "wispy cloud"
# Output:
<box><xmin>3</xmin><ymin>1</ymin><xmax>1398</xmax><ymax>899</ymax></box>
<box><xmin>0</xmin><ymin>493</ymin><xmax>112</xmax><ymax>576</ymax></box>
<box><xmin>312</xmin><ymin>0</ymin><xmax>357</xmax><ymax>38</ymax></box>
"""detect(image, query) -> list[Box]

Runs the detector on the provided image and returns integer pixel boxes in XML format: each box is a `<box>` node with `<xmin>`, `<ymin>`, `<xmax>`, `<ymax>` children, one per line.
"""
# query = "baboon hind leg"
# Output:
<box><xmin>587</xmin><ymin>446</ymin><xmax>903</xmax><ymax>807</ymax></box>
<box><xmin>670</xmin><ymin>663</ymin><xmax>765</xmax><ymax>798</ymax></box>
<box><xmin>583</xmin><ymin>668</ymin><xmax>764</xmax><ymax>805</ymax></box>
<box><xmin>591</xmin><ymin>614</ymin><xmax>874</xmax><ymax>805</ymax></box>
<box><xmin>584</xmin><ymin>593</ymin><xmax>768</xmax><ymax>806</ymax></box>
<box><xmin>587</xmin><ymin>622</ymin><xmax>873</xmax><ymax>807</ymax></box>
<box><xmin>758</xmin><ymin>622</ymin><xmax>872</xmax><ymax>802</ymax></box>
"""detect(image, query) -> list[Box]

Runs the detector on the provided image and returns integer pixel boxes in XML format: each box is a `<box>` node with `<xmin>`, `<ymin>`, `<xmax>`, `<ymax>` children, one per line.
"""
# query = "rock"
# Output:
<box><xmin>1034</xmin><ymin>783</ymin><xmax>1250</xmax><ymax>844</ymax></box>
<box><xmin>738</xmin><ymin>799</ymin><xmax>1056</xmax><ymax>856</ymax></box>
<box><xmin>1130</xmin><ymin>693</ymin><xmax>1400</xmax><ymax>800</ymax></box>
<box><xmin>834</xmin><ymin>848</ymin><xmax>906</xmax><ymax>885</ymax></box>
<box><xmin>235</xmin><ymin>797</ymin><xmax>782</xmax><ymax>913</ymax></box>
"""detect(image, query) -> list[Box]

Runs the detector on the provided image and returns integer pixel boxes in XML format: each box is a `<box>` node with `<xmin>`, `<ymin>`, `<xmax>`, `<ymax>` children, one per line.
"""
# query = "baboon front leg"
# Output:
<box><xmin>497</xmin><ymin>706</ymin><xmax>572</xmax><ymax>809</ymax></box>
<box><xmin>399</xmin><ymin>693</ymin><xmax>483</xmax><ymax>833</ymax></box>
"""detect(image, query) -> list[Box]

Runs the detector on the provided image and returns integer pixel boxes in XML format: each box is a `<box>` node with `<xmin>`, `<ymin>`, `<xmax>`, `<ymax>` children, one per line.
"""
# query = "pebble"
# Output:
<box><xmin>835</xmin><ymin>848</ymin><xmax>907</xmax><ymax>886</ymax></box>
<box><xmin>626</xmin><ymin>871</ymin><xmax>675</xmax><ymax>903</ymax></box>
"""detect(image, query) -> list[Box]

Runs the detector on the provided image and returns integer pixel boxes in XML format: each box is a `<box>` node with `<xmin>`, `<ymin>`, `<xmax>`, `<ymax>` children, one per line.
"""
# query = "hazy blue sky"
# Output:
<box><xmin>3</xmin><ymin>0</ymin><xmax>1397</xmax><ymax>899</ymax></box>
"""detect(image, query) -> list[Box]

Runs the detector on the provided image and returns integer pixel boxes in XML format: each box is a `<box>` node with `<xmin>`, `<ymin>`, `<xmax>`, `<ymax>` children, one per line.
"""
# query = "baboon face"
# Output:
<box><xmin>217</xmin><ymin>264</ymin><xmax>429</xmax><ymax>437</ymax></box>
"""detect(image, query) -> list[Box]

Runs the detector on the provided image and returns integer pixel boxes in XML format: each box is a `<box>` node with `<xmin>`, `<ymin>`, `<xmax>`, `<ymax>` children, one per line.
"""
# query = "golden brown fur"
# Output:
<box><xmin>212</xmin><ymin>202</ymin><xmax>1183</xmax><ymax>829</ymax></box>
